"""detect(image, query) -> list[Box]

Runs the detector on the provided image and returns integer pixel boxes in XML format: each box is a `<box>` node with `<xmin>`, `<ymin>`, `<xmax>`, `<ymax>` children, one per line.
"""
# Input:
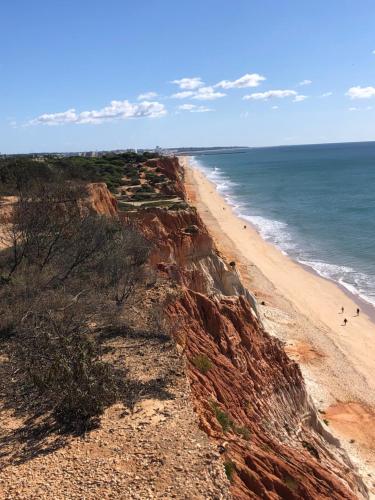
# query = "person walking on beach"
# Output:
<box><xmin>341</xmin><ymin>306</ymin><xmax>344</xmax><ymax>314</ymax></box>
<box><xmin>343</xmin><ymin>318</ymin><xmax>348</xmax><ymax>326</ymax></box>
<box><xmin>356</xmin><ymin>308</ymin><xmax>360</xmax><ymax>316</ymax></box>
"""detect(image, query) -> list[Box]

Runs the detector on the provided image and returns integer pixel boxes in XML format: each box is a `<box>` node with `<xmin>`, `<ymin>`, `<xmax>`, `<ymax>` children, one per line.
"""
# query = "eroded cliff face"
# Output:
<box><xmin>92</xmin><ymin>158</ymin><xmax>367</xmax><ymax>499</ymax></box>
<box><xmin>86</xmin><ymin>182</ymin><xmax>118</xmax><ymax>216</ymax></box>
<box><xmin>144</xmin><ymin>156</ymin><xmax>187</xmax><ymax>199</ymax></box>
<box><xmin>171</xmin><ymin>290</ymin><xmax>360</xmax><ymax>499</ymax></box>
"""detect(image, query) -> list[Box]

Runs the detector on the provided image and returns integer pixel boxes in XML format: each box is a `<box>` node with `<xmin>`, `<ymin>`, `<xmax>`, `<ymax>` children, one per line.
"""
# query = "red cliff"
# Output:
<box><xmin>100</xmin><ymin>158</ymin><xmax>367</xmax><ymax>499</ymax></box>
<box><xmin>86</xmin><ymin>182</ymin><xmax>118</xmax><ymax>216</ymax></box>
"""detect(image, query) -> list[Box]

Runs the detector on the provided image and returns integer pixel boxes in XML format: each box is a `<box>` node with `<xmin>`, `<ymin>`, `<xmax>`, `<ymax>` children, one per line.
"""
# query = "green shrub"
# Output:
<box><xmin>148</xmin><ymin>177</ymin><xmax>161</xmax><ymax>186</ymax></box>
<box><xmin>210</xmin><ymin>401</ymin><xmax>250</xmax><ymax>439</ymax></box>
<box><xmin>284</xmin><ymin>475</ymin><xmax>299</xmax><ymax>493</ymax></box>
<box><xmin>235</xmin><ymin>426</ymin><xmax>251</xmax><ymax>440</ymax></box>
<box><xmin>168</xmin><ymin>202</ymin><xmax>189</xmax><ymax>211</ymax></box>
<box><xmin>211</xmin><ymin>402</ymin><xmax>234</xmax><ymax>432</ymax></box>
<box><xmin>146</xmin><ymin>171</ymin><xmax>158</xmax><ymax>179</ymax></box>
<box><xmin>224</xmin><ymin>460</ymin><xmax>235</xmax><ymax>482</ymax></box>
<box><xmin>301</xmin><ymin>440</ymin><xmax>320</xmax><ymax>460</ymax></box>
<box><xmin>192</xmin><ymin>354</ymin><xmax>213</xmax><ymax>374</ymax></box>
<box><xmin>122</xmin><ymin>178</ymin><xmax>135</xmax><ymax>186</ymax></box>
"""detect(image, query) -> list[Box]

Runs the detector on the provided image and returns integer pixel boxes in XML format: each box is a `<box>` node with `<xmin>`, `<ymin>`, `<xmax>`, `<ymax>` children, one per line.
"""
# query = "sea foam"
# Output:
<box><xmin>190</xmin><ymin>155</ymin><xmax>375</xmax><ymax>309</ymax></box>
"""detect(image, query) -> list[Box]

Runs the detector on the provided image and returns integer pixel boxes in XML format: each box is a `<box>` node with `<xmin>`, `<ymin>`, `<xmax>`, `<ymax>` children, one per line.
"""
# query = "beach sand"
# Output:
<box><xmin>181</xmin><ymin>156</ymin><xmax>375</xmax><ymax>495</ymax></box>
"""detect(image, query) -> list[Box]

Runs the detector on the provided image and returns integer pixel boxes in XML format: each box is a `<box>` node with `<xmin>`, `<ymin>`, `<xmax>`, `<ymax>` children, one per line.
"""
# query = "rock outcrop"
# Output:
<box><xmin>90</xmin><ymin>157</ymin><xmax>367</xmax><ymax>498</ymax></box>
<box><xmin>86</xmin><ymin>182</ymin><xmax>118</xmax><ymax>216</ymax></box>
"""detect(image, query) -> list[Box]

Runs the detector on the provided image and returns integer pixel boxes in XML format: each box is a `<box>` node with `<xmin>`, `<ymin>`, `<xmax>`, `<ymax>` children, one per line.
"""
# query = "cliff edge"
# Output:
<box><xmin>123</xmin><ymin>156</ymin><xmax>367</xmax><ymax>499</ymax></box>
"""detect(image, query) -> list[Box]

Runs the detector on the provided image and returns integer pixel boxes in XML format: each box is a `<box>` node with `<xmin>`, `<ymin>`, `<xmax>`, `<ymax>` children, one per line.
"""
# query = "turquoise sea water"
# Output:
<box><xmin>192</xmin><ymin>142</ymin><xmax>375</xmax><ymax>308</ymax></box>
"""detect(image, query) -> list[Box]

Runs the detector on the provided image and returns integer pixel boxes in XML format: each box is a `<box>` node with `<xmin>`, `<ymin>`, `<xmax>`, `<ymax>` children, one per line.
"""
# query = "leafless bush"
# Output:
<box><xmin>0</xmin><ymin>183</ymin><xmax>85</xmax><ymax>282</ymax></box>
<box><xmin>14</xmin><ymin>292</ymin><xmax>117</xmax><ymax>432</ymax></box>
<box><xmin>0</xmin><ymin>182</ymin><xmax>151</xmax><ymax>293</ymax></box>
<box><xmin>100</xmin><ymin>225</ymin><xmax>150</xmax><ymax>305</ymax></box>
<box><xmin>0</xmin><ymin>181</ymin><xmax>152</xmax><ymax>431</ymax></box>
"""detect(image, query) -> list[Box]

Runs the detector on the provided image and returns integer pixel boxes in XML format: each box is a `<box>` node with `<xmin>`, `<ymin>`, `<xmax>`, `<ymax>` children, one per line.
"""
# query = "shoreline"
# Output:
<box><xmin>181</xmin><ymin>155</ymin><xmax>375</xmax><ymax>496</ymax></box>
<box><xmin>189</xmin><ymin>156</ymin><xmax>375</xmax><ymax>321</ymax></box>
<box><xmin>298</xmin><ymin>260</ymin><xmax>375</xmax><ymax>325</ymax></box>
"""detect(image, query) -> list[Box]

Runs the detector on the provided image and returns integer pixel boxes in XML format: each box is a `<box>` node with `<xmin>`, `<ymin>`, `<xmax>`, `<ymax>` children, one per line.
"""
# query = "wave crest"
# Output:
<box><xmin>190</xmin><ymin>156</ymin><xmax>375</xmax><ymax>308</ymax></box>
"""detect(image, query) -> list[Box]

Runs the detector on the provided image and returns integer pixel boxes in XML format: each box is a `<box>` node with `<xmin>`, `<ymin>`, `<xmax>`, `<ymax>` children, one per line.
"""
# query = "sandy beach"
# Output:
<box><xmin>181</xmin><ymin>156</ymin><xmax>375</xmax><ymax>495</ymax></box>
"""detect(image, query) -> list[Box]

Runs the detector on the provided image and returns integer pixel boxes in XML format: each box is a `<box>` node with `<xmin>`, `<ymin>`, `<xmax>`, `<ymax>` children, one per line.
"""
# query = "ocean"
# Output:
<box><xmin>192</xmin><ymin>142</ymin><xmax>375</xmax><ymax>308</ymax></box>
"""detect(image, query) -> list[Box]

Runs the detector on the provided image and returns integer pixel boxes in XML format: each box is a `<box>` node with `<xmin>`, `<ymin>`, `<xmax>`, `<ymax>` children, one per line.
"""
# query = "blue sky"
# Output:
<box><xmin>1</xmin><ymin>0</ymin><xmax>375</xmax><ymax>153</ymax></box>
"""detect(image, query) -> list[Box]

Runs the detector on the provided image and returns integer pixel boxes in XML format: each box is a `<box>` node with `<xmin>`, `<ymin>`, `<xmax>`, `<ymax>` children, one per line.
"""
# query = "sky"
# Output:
<box><xmin>1</xmin><ymin>0</ymin><xmax>375</xmax><ymax>153</ymax></box>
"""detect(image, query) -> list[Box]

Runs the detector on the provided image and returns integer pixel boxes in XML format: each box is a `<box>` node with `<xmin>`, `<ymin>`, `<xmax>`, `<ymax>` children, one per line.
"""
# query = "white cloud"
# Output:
<box><xmin>171</xmin><ymin>91</ymin><xmax>195</xmax><ymax>99</ymax></box>
<box><xmin>298</xmin><ymin>79</ymin><xmax>312</xmax><ymax>86</ymax></box>
<box><xmin>178</xmin><ymin>104</ymin><xmax>212</xmax><ymax>113</ymax></box>
<box><xmin>271</xmin><ymin>105</ymin><xmax>279</xmax><ymax>109</ymax></box>
<box><xmin>29</xmin><ymin>99</ymin><xmax>166</xmax><ymax>125</ymax></box>
<box><xmin>346</xmin><ymin>86</ymin><xmax>375</xmax><ymax>99</ymax></box>
<box><xmin>30</xmin><ymin>108</ymin><xmax>78</xmax><ymax>126</ymax></box>
<box><xmin>372</xmin><ymin>50</ymin><xmax>375</xmax><ymax>54</ymax></box>
<box><xmin>320</xmin><ymin>92</ymin><xmax>333</xmax><ymax>98</ymax></box>
<box><xmin>192</xmin><ymin>86</ymin><xmax>226</xmax><ymax>100</ymax></box>
<box><xmin>137</xmin><ymin>91</ymin><xmax>158</xmax><ymax>100</ymax></box>
<box><xmin>293</xmin><ymin>95</ymin><xmax>308</xmax><ymax>102</ymax></box>
<box><xmin>171</xmin><ymin>77</ymin><xmax>204</xmax><ymax>90</ymax></box>
<box><xmin>243</xmin><ymin>89</ymin><xmax>297</xmax><ymax>100</ymax></box>
<box><xmin>243</xmin><ymin>89</ymin><xmax>307</xmax><ymax>103</ymax></box>
<box><xmin>178</xmin><ymin>104</ymin><xmax>196</xmax><ymax>111</ymax></box>
<box><xmin>215</xmin><ymin>73</ymin><xmax>266</xmax><ymax>89</ymax></box>
<box><xmin>348</xmin><ymin>106</ymin><xmax>373</xmax><ymax>111</ymax></box>
<box><xmin>172</xmin><ymin>86</ymin><xmax>225</xmax><ymax>101</ymax></box>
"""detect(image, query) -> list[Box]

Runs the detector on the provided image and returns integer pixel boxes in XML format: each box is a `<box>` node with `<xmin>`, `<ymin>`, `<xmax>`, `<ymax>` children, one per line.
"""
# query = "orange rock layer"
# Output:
<box><xmin>86</xmin><ymin>182</ymin><xmax>118</xmax><ymax>216</ymax></box>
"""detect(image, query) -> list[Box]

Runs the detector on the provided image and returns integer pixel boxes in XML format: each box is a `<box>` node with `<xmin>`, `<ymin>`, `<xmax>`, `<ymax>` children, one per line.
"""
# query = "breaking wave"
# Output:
<box><xmin>190</xmin><ymin>155</ymin><xmax>375</xmax><ymax>308</ymax></box>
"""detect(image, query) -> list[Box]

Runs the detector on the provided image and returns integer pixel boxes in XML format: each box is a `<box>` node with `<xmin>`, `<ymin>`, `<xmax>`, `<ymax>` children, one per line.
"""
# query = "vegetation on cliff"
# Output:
<box><xmin>0</xmin><ymin>151</ymin><xmax>158</xmax><ymax>194</ymax></box>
